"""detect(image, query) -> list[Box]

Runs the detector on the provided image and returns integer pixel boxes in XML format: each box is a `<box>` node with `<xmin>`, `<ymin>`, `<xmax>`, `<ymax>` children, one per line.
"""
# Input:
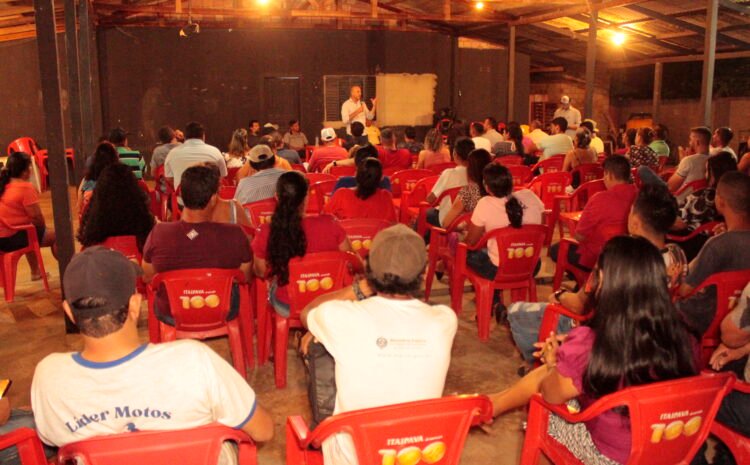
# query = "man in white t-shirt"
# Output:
<box><xmin>553</xmin><ymin>95</ymin><xmax>581</xmax><ymax>139</ymax></box>
<box><xmin>527</xmin><ymin>120</ymin><xmax>548</xmax><ymax>147</ymax></box>
<box><xmin>538</xmin><ymin>117</ymin><xmax>573</xmax><ymax>160</ymax></box>
<box><xmin>667</xmin><ymin>126</ymin><xmax>711</xmax><ymax>198</ymax></box>
<box><xmin>341</xmin><ymin>86</ymin><xmax>376</xmax><ymax>135</ymax></box>
<box><xmin>31</xmin><ymin>247</ymin><xmax>273</xmax><ymax>457</ymax></box>
<box><xmin>710</xmin><ymin>126</ymin><xmax>737</xmax><ymax>160</ymax></box>
<box><xmin>483</xmin><ymin>116</ymin><xmax>504</xmax><ymax>148</ymax></box>
<box><xmin>301</xmin><ymin>224</ymin><xmax>458</xmax><ymax>465</ymax></box>
<box><xmin>470</xmin><ymin>122</ymin><xmax>492</xmax><ymax>152</ymax></box>
<box><xmin>164</xmin><ymin>121</ymin><xmax>228</xmax><ymax>188</ymax></box>
<box><xmin>425</xmin><ymin>137</ymin><xmax>474</xmax><ymax>227</ymax></box>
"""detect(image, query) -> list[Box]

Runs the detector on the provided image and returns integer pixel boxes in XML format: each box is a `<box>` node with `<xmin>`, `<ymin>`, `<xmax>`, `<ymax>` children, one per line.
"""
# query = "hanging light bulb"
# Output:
<box><xmin>475</xmin><ymin>1</ymin><xmax>484</xmax><ymax>11</ymax></box>
<box><xmin>612</xmin><ymin>32</ymin><xmax>626</xmax><ymax>46</ymax></box>
<box><xmin>257</xmin><ymin>0</ymin><xmax>270</xmax><ymax>5</ymax></box>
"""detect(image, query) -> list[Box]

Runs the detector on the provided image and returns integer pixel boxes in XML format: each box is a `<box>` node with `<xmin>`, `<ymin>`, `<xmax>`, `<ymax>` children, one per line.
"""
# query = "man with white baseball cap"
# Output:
<box><xmin>235</xmin><ymin>144</ymin><xmax>286</xmax><ymax>204</ymax></box>
<box><xmin>307</xmin><ymin>127</ymin><xmax>348</xmax><ymax>173</ymax></box>
<box><xmin>553</xmin><ymin>95</ymin><xmax>581</xmax><ymax>139</ymax></box>
<box><xmin>300</xmin><ymin>224</ymin><xmax>457</xmax><ymax>465</ymax></box>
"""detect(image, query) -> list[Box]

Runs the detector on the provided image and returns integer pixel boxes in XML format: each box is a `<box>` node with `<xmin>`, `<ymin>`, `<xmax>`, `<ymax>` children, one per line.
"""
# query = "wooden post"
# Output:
<box><xmin>64</xmin><ymin>0</ymin><xmax>84</xmax><ymax>183</ymax></box>
<box><xmin>700</xmin><ymin>0</ymin><xmax>718</xmax><ymax>127</ymax></box>
<box><xmin>450</xmin><ymin>34</ymin><xmax>458</xmax><ymax>110</ymax></box>
<box><xmin>652</xmin><ymin>62</ymin><xmax>663</xmax><ymax>121</ymax></box>
<box><xmin>371</xmin><ymin>0</ymin><xmax>377</xmax><ymax>18</ymax></box>
<box><xmin>584</xmin><ymin>10</ymin><xmax>597</xmax><ymax>119</ymax></box>
<box><xmin>507</xmin><ymin>25</ymin><xmax>516</xmax><ymax>121</ymax></box>
<box><xmin>77</xmin><ymin>0</ymin><xmax>97</xmax><ymax>158</ymax></box>
<box><xmin>443</xmin><ymin>0</ymin><xmax>450</xmax><ymax>21</ymax></box>
<box><xmin>33</xmin><ymin>0</ymin><xmax>76</xmax><ymax>331</ymax></box>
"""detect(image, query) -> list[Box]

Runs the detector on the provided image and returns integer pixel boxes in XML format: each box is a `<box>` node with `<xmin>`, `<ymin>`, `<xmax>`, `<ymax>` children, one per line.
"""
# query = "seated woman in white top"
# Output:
<box><xmin>224</xmin><ymin>128</ymin><xmax>250</xmax><ymax>169</ymax></box>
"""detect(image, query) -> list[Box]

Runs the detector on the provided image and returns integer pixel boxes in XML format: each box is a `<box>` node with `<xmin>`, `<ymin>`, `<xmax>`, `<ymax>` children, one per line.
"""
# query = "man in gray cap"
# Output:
<box><xmin>300</xmin><ymin>224</ymin><xmax>457</xmax><ymax>465</ymax></box>
<box><xmin>234</xmin><ymin>144</ymin><xmax>286</xmax><ymax>205</ymax></box>
<box><xmin>553</xmin><ymin>95</ymin><xmax>581</xmax><ymax>139</ymax></box>
<box><xmin>30</xmin><ymin>247</ymin><xmax>273</xmax><ymax>455</ymax></box>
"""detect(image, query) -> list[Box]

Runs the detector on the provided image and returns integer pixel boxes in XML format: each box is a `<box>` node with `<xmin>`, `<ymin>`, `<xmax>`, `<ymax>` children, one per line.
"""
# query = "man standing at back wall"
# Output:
<box><xmin>341</xmin><ymin>85</ymin><xmax>377</xmax><ymax>135</ymax></box>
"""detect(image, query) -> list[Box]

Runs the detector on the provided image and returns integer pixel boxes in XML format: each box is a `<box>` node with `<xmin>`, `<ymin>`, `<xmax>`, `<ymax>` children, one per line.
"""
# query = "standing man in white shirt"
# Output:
<box><xmin>301</xmin><ymin>224</ymin><xmax>458</xmax><ymax>465</ymax></box>
<box><xmin>553</xmin><ymin>95</ymin><xmax>581</xmax><ymax>139</ymax></box>
<box><xmin>164</xmin><ymin>121</ymin><xmax>228</xmax><ymax>187</ymax></box>
<box><xmin>341</xmin><ymin>86</ymin><xmax>376</xmax><ymax>135</ymax></box>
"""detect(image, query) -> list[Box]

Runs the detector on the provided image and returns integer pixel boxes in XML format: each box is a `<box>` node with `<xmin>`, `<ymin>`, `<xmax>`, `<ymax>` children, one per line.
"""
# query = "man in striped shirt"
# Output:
<box><xmin>234</xmin><ymin>145</ymin><xmax>285</xmax><ymax>205</ymax></box>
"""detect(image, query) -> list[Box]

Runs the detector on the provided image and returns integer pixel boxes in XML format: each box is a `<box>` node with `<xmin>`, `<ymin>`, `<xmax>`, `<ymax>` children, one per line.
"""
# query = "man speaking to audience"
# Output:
<box><xmin>341</xmin><ymin>85</ymin><xmax>376</xmax><ymax>135</ymax></box>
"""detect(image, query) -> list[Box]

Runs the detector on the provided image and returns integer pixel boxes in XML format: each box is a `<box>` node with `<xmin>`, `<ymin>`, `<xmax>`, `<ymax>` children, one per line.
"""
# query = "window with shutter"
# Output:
<box><xmin>323</xmin><ymin>75</ymin><xmax>377</xmax><ymax>122</ymax></box>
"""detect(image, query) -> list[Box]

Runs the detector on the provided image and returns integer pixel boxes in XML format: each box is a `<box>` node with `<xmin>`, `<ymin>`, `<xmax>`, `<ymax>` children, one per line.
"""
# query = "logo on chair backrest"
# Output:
<box><xmin>649</xmin><ymin>410</ymin><xmax>703</xmax><ymax>443</ymax></box>
<box><xmin>179</xmin><ymin>290</ymin><xmax>220</xmax><ymax>309</ymax></box>
<box><xmin>350</xmin><ymin>235</ymin><xmax>373</xmax><ymax>251</ymax></box>
<box><xmin>296</xmin><ymin>272</ymin><xmax>334</xmax><ymax>293</ymax></box>
<box><xmin>546</xmin><ymin>183</ymin><xmax>564</xmax><ymax>193</ymax></box>
<box><xmin>584</xmin><ymin>173</ymin><xmax>597</xmax><ymax>182</ymax></box>
<box><xmin>405</xmin><ymin>180</ymin><xmax>418</xmax><ymax>191</ymax></box>
<box><xmin>506</xmin><ymin>243</ymin><xmax>535</xmax><ymax>260</ymax></box>
<box><xmin>378</xmin><ymin>437</ymin><xmax>447</xmax><ymax>465</ymax></box>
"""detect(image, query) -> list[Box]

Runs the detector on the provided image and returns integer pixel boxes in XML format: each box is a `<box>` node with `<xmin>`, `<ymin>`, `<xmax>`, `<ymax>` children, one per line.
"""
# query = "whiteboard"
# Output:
<box><xmin>376</xmin><ymin>73</ymin><xmax>437</xmax><ymax>126</ymax></box>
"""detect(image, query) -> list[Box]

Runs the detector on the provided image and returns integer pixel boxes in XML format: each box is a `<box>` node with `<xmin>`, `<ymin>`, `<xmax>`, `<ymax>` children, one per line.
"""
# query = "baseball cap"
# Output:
<box><xmin>248</xmin><ymin>144</ymin><xmax>274</xmax><ymax>163</ymax></box>
<box><xmin>583</xmin><ymin>118</ymin><xmax>598</xmax><ymax>132</ymax></box>
<box><xmin>108</xmin><ymin>127</ymin><xmax>130</xmax><ymax>144</ymax></box>
<box><xmin>560</xmin><ymin>95</ymin><xmax>571</xmax><ymax>104</ymax></box>
<box><xmin>368</xmin><ymin>224</ymin><xmax>427</xmax><ymax>282</ymax></box>
<box><xmin>263</xmin><ymin>123</ymin><xmax>279</xmax><ymax>131</ymax></box>
<box><xmin>63</xmin><ymin>246</ymin><xmax>143</xmax><ymax>317</ymax></box>
<box><xmin>321</xmin><ymin>127</ymin><xmax>337</xmax><ymax>142</ymax></box>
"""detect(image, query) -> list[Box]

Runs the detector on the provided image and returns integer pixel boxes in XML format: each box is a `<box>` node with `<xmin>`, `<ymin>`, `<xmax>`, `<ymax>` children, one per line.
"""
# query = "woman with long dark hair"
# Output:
<box><xmin>488</xmin><ymin>236</ymin><xmax>697</xmax><ymax>465</ymax></box>
<box><xmin>0</xmin><ymin>152</ymin><xmax>56</xmax><ymax>279</ymax></box>
<box><xmin>76</xmin><ymin>142</ymin><xmax>119</xmax><ymax>215</ymax></box>
<box><xmin>327</xmin><ymin>157</ymin><xmax>397</xmax><ymax>222</ymax></box>
<box><xmin>252</xmin><ymin>171</ymin><xmax>356</xmax><ymax>316</ymax></box>
<box><xmin>77</xmin><ymin>163</ymin><xmax>155</xmax><ymax>251</ymax></box>
<box><xmin>224</xmin><ymin>128</ymin><xmax>250</xmax><ymax>168</ymax></box>
<box><xmin>441</xmin><ymin>149</ymin><xmax>491</xmax><ymax>228</ymax></box>
<box><xmin>627</xmin><ymin>127</ymin><xmax>659</xmax><ymax>171</ymax></box>
<box><xmin>563</xmin><ymin>128</ymin><xmax>598</xmax><ymax>188</ymax></box>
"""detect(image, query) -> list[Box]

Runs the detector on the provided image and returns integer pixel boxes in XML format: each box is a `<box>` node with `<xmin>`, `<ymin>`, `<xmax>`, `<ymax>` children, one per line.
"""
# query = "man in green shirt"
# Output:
<box><xmin>649</xmin><ymin>123</ymin><xmax>671</xmax><ymax>159</ymax></box>
<box><xmin>109</xmin><ymin>127</ymin><xmax>146</xmax><ymax>179</ymax></box>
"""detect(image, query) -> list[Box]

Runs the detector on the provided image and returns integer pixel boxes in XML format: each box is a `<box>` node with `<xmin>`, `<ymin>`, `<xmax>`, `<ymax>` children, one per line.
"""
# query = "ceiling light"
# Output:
<box><xmin>475</xmin><ymin>1</ymin><xmax>484</xmax><ymax>11</ymax></box>
<box><xmin>257</xmin><ymin>0</ymin><xmax>270</xmax><ymax>5</ymax></box>
<box><xmin>612</xmin><ymin>32</ymin><xmax>626</xmax><ymax>46</ymax></box>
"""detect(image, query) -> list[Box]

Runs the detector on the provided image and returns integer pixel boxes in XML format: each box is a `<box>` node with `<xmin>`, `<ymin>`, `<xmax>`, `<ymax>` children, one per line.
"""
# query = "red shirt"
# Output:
<box><xmin>327</xmin><ymin>188</ymin><xmax>397</xmax><ymax>222</ymax></box>
<box><xmin>377</xmin><ymin>146</ymin><xmax>412</xmax><ymax>170</ymax></box>
<box><xmin>308</xmin><ymin>146</ymin><xmax>348</xmax><ymax>172</ymax></box>
<box><xmin>575</xmin><ymin>183</ymin><xmax>637</xmax><ymax>268</ymax></box>
<box><xmin>0</xmin><ymin>181</ymin><xmax>39</xmax><ymax>237</ymax></box>
<box><xmin>251</xmin><ymin>215</ymin><xmax>346</xmax><ymax>303</ymax></box>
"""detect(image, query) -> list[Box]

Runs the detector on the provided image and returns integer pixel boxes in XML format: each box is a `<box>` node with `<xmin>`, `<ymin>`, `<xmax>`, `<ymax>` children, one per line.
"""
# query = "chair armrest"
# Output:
<box><xmin>529</xmin><ymin>393</ymin><xmax>622</xmax><ymax>424</ymax></box>
<box><xmin>286</xmin><ymin>416</ymin><xmax>311</xmax><ymax>447</ymax></box>
<box><xmin>0</xmin><ymin>427</ymin><xmax>41</xmax><ymax>449</ymax></box>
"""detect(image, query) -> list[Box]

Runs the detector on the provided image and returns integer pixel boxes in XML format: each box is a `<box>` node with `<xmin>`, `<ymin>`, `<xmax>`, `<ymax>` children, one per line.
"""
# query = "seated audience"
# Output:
<box><xmin>342</xmin><ymin>122</ymin><xmax>369</xmax><ymax>151</ymax></box>
<box><xmin>0</xmin><ymin>152</ymin><xmax>56</xmax><ymax>280</ymax></box>
<box><xmin>667</xmin><ymin>126</ymin><xmax>712</xmax><ymax>196</ymax></box>
<box><xmin>143</xmin><ymin>165</ymin><xmax>252</xmax><ymax>324</ymax></box>
<box><xmin>618</xmin><ymin>128</ymin><xmax>636</xmax><ymax>156</ymax></box>
<box><xmin>164</xmin><ymin>121</ymin><xmax>228</xmax><ymax>188</ymax></box>
<box><xmin>398</xmin><ymin>126</ymin><xmax>424</xmax><ymax>155</ymax></box>
<box><xmin>538</xmin><ymin>117</ymin><xmax>573</xmax><ymax>161</ymax></box>
<box><xmin>282</xmin><ymin>119</ymin><xmax>308</xmax><ymax>153</ymax></box>
<box><xmin>235</xmin><ymin>145</ymin><xmax>286</xmax><ymax>205</ymax></box>
<box><xmin>677</xmin><ymin>171</ymin><xmax>750</xmax><ymax>336</ymax></box>
<box><xmin>224</xmin><ymin>128</ymin><xmax>250</xmax><ymax>168</ymax></box>
<box><xmin>492</xmin><ymin>236</ymin><xmax>697</xmax><ymax>465</ymax></box>
<box><xmin>376</xmin><ymin>128</ymin><xmax>411</xmax><ymax>171</ymax></box>
<box><xmin>441</xmin><ymin>149</ymin><xmax>491</xmax><ymax>228</ymax></box>
<box><xmin>327</xmin><ymin>158</ymin><xmax>397</xmax><ymax>222</ymax></box>
<box><xmin>469</xmin><ymin>122</ymin><xmax>492</xmax><ymax>152</ymax></box>
<box><xmin>308</xmin><ymin>128</ymin><xmax>348</xmax><ymax>173</ymax></box>
<box><xmin>31</xmin><ymin>247</ymin><xmax>273</xmax><ymax>459</ymax></box>
<box><xmin>248</xmin><ymin>119</ymin><xmax>261</xmax><ymax>147</ymax></box>
<box><xmin>300</xmin><ymin>224</ymin><xmax>457</xmax><ymax>465</ymax></box>
<box><xmin>711</xmin><ymin>126</ymin><xmax>736</xmax><ymax>160</ymax></box>
<box><xmin>190</xmin><ymin>163</ymin><xmax>251</xmax><ymax>228</ymax></box>
<box><xmin>77</xmin><ymin>163</ymin><xmax>155</xmax><ymax>252</ymax></box>
<box><xmin>562</xmin><ymin>128</ymin><xmax>597</xmax><ymax>187</ymax></box>
<box><xmin>275</xmin><ymin>130</ymin><xmax>303</xmax><ymax>165</ymax></box>
<box><xmin>581</xmin><ymin>119</ymin><xmax>604</xmax><ymax>154</ymax></box>
<box><xmin>483</xmin><ymin>117</ymin><xmax>504</xmax><ymax>149</ymax></box>
<box><xmin>331</xmin><ymin>145</ymin><xmax>391</xmax><ymax>193</ymax></box>
<box><xmin>550</xmin><ymin>155</ymin><xmax>636</xmax><ymax>271</ymax></box>
<box><xmin>77</xmin><ymin>142</ymin><xmax>119</xmax><ymax>215</ymax></box>
<box><xmin>416</xmin><ymin>129</ymin><xmax>450</xmax><ymax>169</ymax></box>
<box><xmin>527</xmin><ymin>119</ymin><xmax>548</xmax><ymax>147</ymax></box>
<box><xmin>425</xmin><ymin>138</ymin><xmax>474</xmax><ymax>227</ymax></box>
<box><xmin>252</xmin><ymin>171</ymin><xmax>355</xmax><ymax>317</ymax></box>
<box><xmin>627</xmin><ymin>127</ymin><xmax>659</xmax><ymax>171</ymax></box>
<box><xmin>670</xmin><ymin>151</ymin><xmax>737</xmax><ymax>260</ymax></box>
<box><xmin>650</xmin><ymin>123</ymin><xmax>671</xmax><ymax>159</ymax></box>
<box><xmin>150</xmin><ymin>126</ymin><xmax>180</xmax><ymax>176</ymax></box>
<box><xmin>365</xmin><ymin>119</ymin><xmax>381</xmax><ymax>146</ymax></box>
<box><xmin>503</xmin><ymin>122</ymin><xmax>530</xmax><ymax>161</ymax></box>
<box><xmin>237</xmin><ymin>134</ymin><xmax>293</xmax><ymax>179</ymax></box>
<box><xmin>109</xmin><ymin>127</ymin><xmax>146</xmax><ymax>180</ymax></box>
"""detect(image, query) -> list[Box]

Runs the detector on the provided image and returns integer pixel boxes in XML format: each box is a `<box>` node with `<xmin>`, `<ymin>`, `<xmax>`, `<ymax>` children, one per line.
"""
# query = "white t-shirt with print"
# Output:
<box><xmin>307</xmin><ymin>296</ymin><xmax>458</xmax><ymax>465</ymax></box>
<box><xmin>472</xmin><ymin>137</ymin><xmax>492</xmax><ymax>152</ymax></box>
<box><xmin>538</xmin><ymin>134</ymin><xmax>573</xmax><ymax>160</ymax></box>
<box><xmin>31</xmin><ymin>340</ymin><xmax>257</xmax><ymax>448</ymax></box>
<box><xmin>430</xmin><ymin>166</ymin><xmax>468</xmax><ymax>224</ymax></box>
<box><xmin>470</xmin><ymin>189</ymin><xmax>545</xmax><ymax>265</ymax></box>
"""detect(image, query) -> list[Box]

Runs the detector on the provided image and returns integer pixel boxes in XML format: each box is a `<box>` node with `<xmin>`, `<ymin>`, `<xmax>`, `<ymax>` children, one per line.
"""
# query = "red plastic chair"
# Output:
<box><xmin>570</xmin><ymin>163</ymin><xmax>603</xmax><ymax>184</ymax></box>
<box><xmin>99</xmin><ymin>235</ymin><xmax>142</xmax><ymax>264</ymax></box>
<box><xmin>710</xmin><ymin>380</ymin><xmax>750</xmax><ymax>465</ymax></box>
<box><xmin>137</xmin><ymin>180</ymin><xmax>161</xmax><ymax>219</ymax></box>
<box><xmin>534</xmin><ymin>304</ymin><xmax>592</xmax><ymax>367</ymax></box>
<box><xmin>223</xmin><ymin>167</ymin><xmax>241</xmax><ymax>186</ymax></box>
<box><xmin>427</xmin><ymin>162</ymin><xmax>457</xmax><ymax>174</ymax></box>
<box><xmin>414</xmin><ymin>186</ymin><xmax>462</xmax><ymax>237</ymax></box>
<box><xmin>304</xmin><ymin>145</ymin><xmax>315</xmax><ymax>161</ymax></box>
<box><xmin>424</xmin><ymin>212</ymin><xmax>472</xmax><ymax>301</ymax></box>
<box><xmin>526</xmin><ymin>172</ymin><xmax>572</xmax><ymax>246</ymax></box>
<box><xmin>657</xmin><ymin>156</ymin><xmax>669</xmax><ymax>172</ymax></box>
<box><xmin>152</xmin><ymin>165</ymin><xmax>172</xmax><ymax>221</ymax></box>
<box><xmin>0</xmin><ymin>428</ymin><xmax>47</xmax><ymax>465</ymax></box>
<box><xmin>0</xmin><ymin>221</ymin><xmax>50</xmax><ymax>302</ymax></box>
<box><xmin>675</xmin><ymin>179</ymin><xmax>708</xmax><ymax>198</ymax></box>
<box><xmin>271</xmin><ymin>251</ymin><xmax>362</xmax><ymax>388</ymax></box>
<box><xmin>551</xmin><ymin>179</ymin><xmax>606</xmax><ymax>240</ymax></box>
<box><xmin>453</xmin><ymin>225</ymin><xmax>548</xmax><ymax>340</ymax></box>
<box><xmin>8</xmin><ymin>137</ymin><xmax>75</xmax><ymax>192</ymax></box>
<box><xmin>146</xmin><ymin>268</ymin><xmax>254</xmax><ymax>378</ymax></box>
<box><xmin>520</xmin><ymin>372</ymin><xmax>735</xmax><ymax>465</ymax></box>
<box><xmin>530</xmin><ymin>156</ymin><xmax>564</xmax><ymax>174</ymax></box>
<box><xmin>660</xmin><ymin>168</ymin><xmax>676</xmax><ymax>182</ymax></box>
<box><xmin>339</xmin><ymin>218</ymin><xmax>392</xmax><ymax>259</ymax></box>
<box><xmin>168</xmin><ymin>185</ymin><xmax>182</xmax><ymax>222</ymax></box>
<box><xmin>243</xmin><ymin>198</ymin><xmax>278</xmax><ymax>228</ymax></box>
<box><xmin>219</xmin><ymin>185</ymin><xmax>237</xmax><ymax>200</ymax></box>
<box><xmin>552</xmin><ymin>222</ymin><xmax>626</xmax><ymax>290</ymax></box>
<box><xmin>330</xmin><ymin>165</ymin><xmax>356</xmax><ymax>177</ymax></box>
<box><xmin>57</xmin><ymin>423</ymin><xmax>257</xmax><ymax>465</ymax></box>
<box><xmin>292</xmin><ymin>163</ymin><xmax>307</xmax><ymax>173</ymax></box>
<box><xmin>286</xmin><ymin>395</ymin><xmax>494</xmax><ymax>465</ymax></box>
<box><xmin>398</xmin><ymin>175</ymin><xmax>440</xmax><ymax>226</ymax></box>
<box><xmin>508</xmin><ymin>165</ymin><xmax>533</xmax><ymax>187</ymax></box>
<box><xmin>678</xmin><ymin>269</ymin><xmax>750</xmax><ymax>367</ymax></box>
<box><xmin>665</xmin><ymin>221</ymin><xmax>720</xmax><ymax>243</ymax></box>
<box><xmin>496</xmin><ymin>155</ymin><xmax>523</xmax><ymax>166</ymax></box>
<box><xmin>304</xmin><ymin>172</ymin><xmax>336</xmax><ymax>185</ymax></box>
<box><xmin>390</xmin><ymin>168</ymin><xmax>433</xmax><ymax>198</ymax></box>
<box><xmin>309</xmin><ymin>180</ymin><xmax>337</xmax><ymax>215</ymax></box>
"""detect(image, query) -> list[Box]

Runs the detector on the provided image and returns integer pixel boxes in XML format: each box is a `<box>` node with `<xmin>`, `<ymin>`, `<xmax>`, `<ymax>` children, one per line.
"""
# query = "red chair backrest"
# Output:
<box><xmin>287</xmin><ymin>251</ymin><xmax>360</xmax><ymax>317</ymax></box>
<box><xmin>218</xmin><ymin>185</ymin><xmax>237</xmax><ymax>200</ymax></box>
<box><xmin>569</xmin><ymin>179</ymin><xmax>606</xmax><ymax>211</ymax></box>
<box><xmin>571</xmin><ymin>163</ymin><xmax>604</xmax><ymax>184</ymax></box>
<box><xmin>527</xmin><ymin>172</ymin><xmax>572</xmax><ymax>209</ymax></box>
<box><xmin>309</xmin><ymin>179</ymin><xmax>337</xmax><ymax>214</ymax></box>
<box><xmin>57</xmin><ymin>423</ymin><xmax>256</xmax><ymax>465</ymax></box>
<box><xmin>243</xmin><ymin>198</ymin><xmax>277</xmax><ymax>227</ymax></box>
<box><xmin>154</xmin><ymin>165</ymin><xmax>167</xmax><ymax>189</ymax></box>
<box><xmin>402</xmin><ymin>175</ymin><xmax>440</xmax><ymax>209</ymax></box>
<box><xmin>496</xmin><ymin>155</ymin><xmax>523</xmax><ymax>166</ymax></box>
<box><xmin>390</xmin><ymin>169</ymin><xmax>433</xmax><ymax>197</ymax></box>
<box><xmin>675</xmin><ymin>179</ymin><xmax>708</xmax><ymax>197</ymax></box>
<box><xmin>292</xmin><ymin>163</ymin><xmax>307</xmax><ymax>173</ymax></box>
<box><xmin>660</xmin><ymin>168</ymin><xmax>676</xmax><ymax>182</ymax></box>
<box><xmin>300</xmin><ymin>395</ymin><xmax>493</xmax><ymax>464</ymax></box>
<box><xmin>427</xmin><ymin>162</ymin><xmax>457</xmax><ymax>174</ymax></box>
<box><xmin>150</xmin><ymin>269</ymin><xmax>243</xmax><ymax>333</ymax></box>
<box><xmin>305</xmin><ymin>172</ymin><xmax>336</xmax><ymax>185</ymax></box>
<box><xmin>487</xmin><ymin>224</ymin><xmax>547</xmax><ymax>283</ymax></box>
<box><xmin>330</xmin><ymin>165</ymin><xmax>356</xmax><ymax>177</ymax></box>
<box><xmin>7</xmin><ymin>137</ymin><xmax>38</xmax><ymax>156</ymax></box>
<box><xmin>223</xmin><ymin>167</ymin><xmax>241</xmax><ymax>186</ymax></box>
<box><xmin>507</xmin><ymin>165</ymin><xmax>532</xmax><ymax>187</ymax></box>
<box><xmin>531</xmin><ymin>156</ymin><xmax>563</xmax><ymax>174</ymax></box>
<box><xmin>99</xmin><ymin>235</ymin><xmax>142</xmax><ymax>264</ymax></box>
<box><xmin>339</xmin><ymin>218</ymin><xmax>392</xmax><ymax>258</ymax></box>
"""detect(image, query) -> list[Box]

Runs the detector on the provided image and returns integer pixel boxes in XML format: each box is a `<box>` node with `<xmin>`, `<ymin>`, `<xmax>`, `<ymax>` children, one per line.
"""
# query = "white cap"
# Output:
<box><xmin>321</xmin><ymin>127</ymin><xmax>336</xmax><ymax>142</ymax></box>
<box><xmin>561</xmin><ymin>95</ymin><xmax>570</xmax><ymax>104</ymax></box>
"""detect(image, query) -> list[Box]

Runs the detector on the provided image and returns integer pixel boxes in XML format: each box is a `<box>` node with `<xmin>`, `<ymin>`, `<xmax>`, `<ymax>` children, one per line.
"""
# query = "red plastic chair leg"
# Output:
<box><xmin>33</xmin><ymin>248</ymin><xmax>50</xmax><ymax>292</ymax></box>
<box><xmin>475</xmin><ymin>282</ymin><xmax>494</xmax><ymax>341</ymax></box>
<box><xmin>424</xmin><ymin>241</ymin><xmax>440</xmax><ymax>301</ymax></box>
<box><xmin>254</xmin><ymin>279</ymin><xmax>270</xmax><ymax>365</ymax></box>
<box><xmin>274</xmin><ymin>315</ymin><xmax>290</xmax><ymax>388</ymax></box>
<box><xmin>2</xmin><ymin>253</ymin><xmax>20</xmax><ymax>302</ymax></box>
<box><xmin>236</xmin><ymin>286</ymin><xmax>255</xmax><ymax>371</ymax></box>
<box><xmin>450</xmin><ymin>270</ymin><xmax>464</xmax><ymax>316</ymax></box>
<box><xmin>227</xmin><ymin>320</ymin><xmax>248</xmax><ymax>379</ymax></box>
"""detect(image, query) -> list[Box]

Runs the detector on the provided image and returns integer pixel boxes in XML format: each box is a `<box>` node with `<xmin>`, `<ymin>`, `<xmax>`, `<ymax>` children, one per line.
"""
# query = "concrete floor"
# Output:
<box><xmin>1</xmin><ymin>188</ymin><xmax>558</xmax><ymax>465</ymax></box>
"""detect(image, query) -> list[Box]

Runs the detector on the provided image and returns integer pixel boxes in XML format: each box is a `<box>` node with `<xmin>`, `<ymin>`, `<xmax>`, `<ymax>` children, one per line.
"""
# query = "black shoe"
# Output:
<box><xmin>493</xmin><ymin>301</ymin><xmax>507</xmax><ymax>325</ymax></box>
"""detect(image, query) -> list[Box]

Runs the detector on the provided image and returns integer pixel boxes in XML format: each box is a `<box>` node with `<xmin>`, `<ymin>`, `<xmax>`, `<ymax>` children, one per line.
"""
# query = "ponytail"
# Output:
<box><xmin>267</xmin><ymin>172</ymin><xmax>308</xmax><ymax>285</ymax></box>
<box><xmin>1</xmin><ymin>151</ymin><xmax>32</xmax><ymax>196</ymax></box>
<box><xmin>506</xmin><ymin>195</ymin><xmax>524</xmax><ymax>228</ymax></box>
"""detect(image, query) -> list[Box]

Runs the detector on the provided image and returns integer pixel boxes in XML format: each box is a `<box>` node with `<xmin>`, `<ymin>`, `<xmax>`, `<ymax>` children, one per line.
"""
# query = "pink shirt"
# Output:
<box><xmin>470</xmin><ymin>189</ymin><xmax>545</xmax><ymax>265</ymax></box>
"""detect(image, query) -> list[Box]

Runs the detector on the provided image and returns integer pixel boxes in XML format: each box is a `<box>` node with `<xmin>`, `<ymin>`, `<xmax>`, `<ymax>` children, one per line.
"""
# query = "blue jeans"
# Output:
<box><xmin>0</xmin><ymin>410</ymin><xmax>57</xmax><ymax>465</ymax></box>
<box><xmin>508</xmin><ymin>302</ymin><xmax>574</xmax><ymax>364</ymax></box>
<box><xmin>269</xmin><ymin>280</ymin><xmax>291</xmax><ymax>318</ymax></box>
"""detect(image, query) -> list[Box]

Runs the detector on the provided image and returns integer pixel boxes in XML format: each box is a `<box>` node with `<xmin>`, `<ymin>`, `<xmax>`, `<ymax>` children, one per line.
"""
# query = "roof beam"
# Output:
<box><xmin>719</xmin><ymin>0</ymin><xmax>750</xmax><ymax>15</ymax></box>
<box><xmin>571</xmin><ymin>13</ymin><xmax>695</xmax><ymax>54</ymax></box>
<box><xmin>507</xmin><ymin>0</ymin><xmax>645</xmax><ymax>27</ymax></box>
<box><xmin>608</xmin><ymin>49</ymin><xmax>750</xmax><ymax>68</ymax></box>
